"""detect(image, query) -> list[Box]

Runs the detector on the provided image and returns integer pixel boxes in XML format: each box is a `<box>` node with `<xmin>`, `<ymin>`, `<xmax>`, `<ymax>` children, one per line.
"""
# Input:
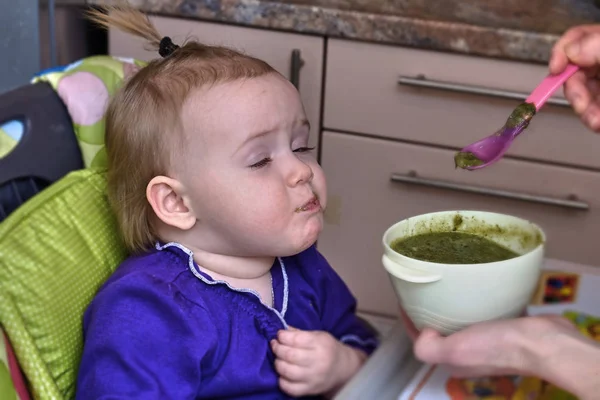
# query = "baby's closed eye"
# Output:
<box><xmin>293</xmin><ymin>146</ymin><xmax>315</xmax><ymax>153</ymax></box>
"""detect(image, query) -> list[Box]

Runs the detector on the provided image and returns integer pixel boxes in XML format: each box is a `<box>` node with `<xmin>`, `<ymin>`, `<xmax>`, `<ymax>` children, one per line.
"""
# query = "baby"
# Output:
<box><xmin>76</xmin><ymin>6</ymin><xmax>378</xmax><ymax>399</ymax></box>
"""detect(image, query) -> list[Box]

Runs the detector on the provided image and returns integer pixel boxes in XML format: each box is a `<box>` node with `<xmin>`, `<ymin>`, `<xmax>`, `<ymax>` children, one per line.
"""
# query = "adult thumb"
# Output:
<box><xmin>413</xmin><ymin>328</ymin><xmax>445</xmax><ymax>364</ymax></box>
<box><xmin>566</xmin><ymin>33</ymin><xmax>600</xmax><ymax>68</ymax></box>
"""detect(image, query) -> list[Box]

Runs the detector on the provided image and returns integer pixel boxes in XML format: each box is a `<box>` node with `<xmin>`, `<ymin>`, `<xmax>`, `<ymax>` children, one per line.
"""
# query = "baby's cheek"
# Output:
<box><xmin>243</xmin><ymin>193</ymin><xmax>289</xmax><ymax>225</ymax></box>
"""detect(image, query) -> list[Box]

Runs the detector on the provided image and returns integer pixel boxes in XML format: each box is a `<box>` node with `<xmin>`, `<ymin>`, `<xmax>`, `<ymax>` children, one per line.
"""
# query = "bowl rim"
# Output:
<box><xmin>382</xmin><ymin>210</ymin><xmax>546</xmax><ymax>267</ymax></box>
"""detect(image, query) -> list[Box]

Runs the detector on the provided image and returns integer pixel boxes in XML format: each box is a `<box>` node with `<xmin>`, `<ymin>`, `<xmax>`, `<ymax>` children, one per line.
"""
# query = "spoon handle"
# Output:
<box><xmin>526</xmin><ymin>64</ymin><xmax>579</xmax><ymax>111</ymax></box>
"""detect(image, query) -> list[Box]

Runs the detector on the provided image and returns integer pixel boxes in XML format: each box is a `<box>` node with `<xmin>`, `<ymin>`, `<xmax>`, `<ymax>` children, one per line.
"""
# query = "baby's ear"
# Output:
<box><xmin>146</xmin><ymin>176</ymin><xmax>196</xmax><ymax>230</ymax></box>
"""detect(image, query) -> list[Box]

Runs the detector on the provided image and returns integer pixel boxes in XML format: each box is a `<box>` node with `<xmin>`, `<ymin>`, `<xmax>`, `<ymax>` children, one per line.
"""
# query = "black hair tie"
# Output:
<box><xmin>159</xmin><ymin>36</ymin><xmax>180</xmax><ymax>58</ymax></box>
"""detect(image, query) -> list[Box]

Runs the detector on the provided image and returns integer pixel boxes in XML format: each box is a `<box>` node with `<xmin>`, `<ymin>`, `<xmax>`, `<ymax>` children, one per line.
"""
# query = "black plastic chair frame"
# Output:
<box><xmin>0</xmin><ymin>82</ymin><xmax>83</xmax><ymax>222</ymax></box>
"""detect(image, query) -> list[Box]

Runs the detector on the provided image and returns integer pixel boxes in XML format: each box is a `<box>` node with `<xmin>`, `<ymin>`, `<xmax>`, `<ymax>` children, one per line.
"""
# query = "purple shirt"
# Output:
<box><xmin>76</xmin><ymin>242</ymin><xmax>379</xmax><ymax>399</ymax></box>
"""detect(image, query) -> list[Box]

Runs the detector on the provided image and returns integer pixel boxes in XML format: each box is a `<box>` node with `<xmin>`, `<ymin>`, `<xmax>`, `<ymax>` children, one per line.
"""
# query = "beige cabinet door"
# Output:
<box><xmin>109</xmin><ymin>16</ymin><xmax>324</xmax><ymax>152</ymax></box>
<box><xmin>319</xmin><ymin>130</ymin><xmax>600</xmax><ymax>317</ymax></box>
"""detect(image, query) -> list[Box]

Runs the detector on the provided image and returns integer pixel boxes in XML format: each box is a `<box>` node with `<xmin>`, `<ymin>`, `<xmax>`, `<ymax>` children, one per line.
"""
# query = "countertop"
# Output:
<box><xmin>89</xmin><ymin>0</ymin><xmax>600</xmax><ymax>64</ymax></box>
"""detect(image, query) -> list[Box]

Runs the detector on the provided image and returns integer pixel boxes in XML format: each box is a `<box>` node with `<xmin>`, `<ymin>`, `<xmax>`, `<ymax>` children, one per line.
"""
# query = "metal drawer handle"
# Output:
<box><xmin>290</xmin><ymin>49</ymin><xmax>304</xmax><ymax>90</ymax></box>
<box><xmin>398</xmin><ymin>75</ymin><xmax>571</xmax><ymax>108</ymax></box>
<box><xmin>390</xmin><ymin>172</ymin><xmax>589</xmax><ymax>211</ymax></box>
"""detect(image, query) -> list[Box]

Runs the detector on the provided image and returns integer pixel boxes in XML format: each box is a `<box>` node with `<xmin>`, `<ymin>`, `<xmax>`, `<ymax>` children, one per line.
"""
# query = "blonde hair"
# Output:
<box><xmin>87</xmin><ymin>5</ymin><xmax>277</xmax><ymax>253</ymax></box>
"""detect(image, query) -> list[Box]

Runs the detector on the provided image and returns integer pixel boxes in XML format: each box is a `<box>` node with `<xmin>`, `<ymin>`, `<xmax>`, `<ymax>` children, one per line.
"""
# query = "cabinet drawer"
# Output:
<box><xmin>109</xmin><ymin>16</ymin><xmax>324</xmax><ymax>151</ymax></box>
<box><xmin>324</xmin><ymin>39</ymin><xmax>600</xmax><ymax>170</ymax></box>
<box><xmin>318</xmin><ymin>131</ymin><xmax>600</xmax><ymax>317</ymax></box>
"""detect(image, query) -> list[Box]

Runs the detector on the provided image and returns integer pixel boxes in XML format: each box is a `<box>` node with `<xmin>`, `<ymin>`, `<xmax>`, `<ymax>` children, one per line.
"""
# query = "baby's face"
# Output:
<box><xmin>174</xmin><ymin>73</ymin><xmax>326</xmax><ymax>257</ymax></box>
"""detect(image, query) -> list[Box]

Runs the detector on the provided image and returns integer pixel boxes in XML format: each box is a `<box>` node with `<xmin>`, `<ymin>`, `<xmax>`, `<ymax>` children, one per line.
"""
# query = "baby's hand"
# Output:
<box><xmin>270</xmin><ymin>327</ymin><xmax>367</xmax><ymax>398</ymax></box>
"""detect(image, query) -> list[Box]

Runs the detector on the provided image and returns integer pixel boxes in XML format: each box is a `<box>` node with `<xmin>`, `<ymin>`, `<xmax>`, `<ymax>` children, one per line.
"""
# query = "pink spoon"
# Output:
<box><xmin>454</xmin><ymin>63</ymin><xmax>580</xmax><ymax>170</ymax></box>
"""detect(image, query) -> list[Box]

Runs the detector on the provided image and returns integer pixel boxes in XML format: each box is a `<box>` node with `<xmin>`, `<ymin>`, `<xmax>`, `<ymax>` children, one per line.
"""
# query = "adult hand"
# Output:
<box><xmin>411</xmin><ymin>315</ymin><xmax>576</xmax><ymax>378</ymax></box>
<box><xmin>400</xmin><ymin>307</ymin><xmax>600</xmax><ymax>400</ymax></box>
<box><xmin>549</xmin><ymin>25</ymin><xmax>600</xmax><ymax>132</ymax></box>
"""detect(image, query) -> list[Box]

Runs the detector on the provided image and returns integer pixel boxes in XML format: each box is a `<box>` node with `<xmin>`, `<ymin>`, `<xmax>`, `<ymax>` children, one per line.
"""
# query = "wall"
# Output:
<box><xmin>0</xmin><ymin>0</ymin><xmax>40</xmax><ymax>94</ymax></box>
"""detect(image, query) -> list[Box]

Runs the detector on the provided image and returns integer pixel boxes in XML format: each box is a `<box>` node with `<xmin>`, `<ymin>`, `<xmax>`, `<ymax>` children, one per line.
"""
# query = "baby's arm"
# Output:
<box><xmin>312</xmin><ymin>249</ymin><xmax>379</xmax><ymax>356</ymax></box>
<box><xmin>270</xmin><ymin>247</ymin><xmax>379</xmax><ymax>397</ymax></box>
<box><xmin>319</xmin><ymin>265</ymin><xmax>379</xmax><ymax>396</ymax></box>
<box><xmin>76</xmin><ymin>272</ymin><xmax>217</xmax><ymax>399</ymax></box>
<box><xmin>312</xmin><ymin>247</ymin><xmax>379</xmax><ymax>391</ymax></box>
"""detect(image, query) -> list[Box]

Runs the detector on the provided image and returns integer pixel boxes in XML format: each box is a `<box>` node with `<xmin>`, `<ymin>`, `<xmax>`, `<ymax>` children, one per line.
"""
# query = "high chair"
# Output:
<box><xmin>0</xmin><ymin>55</ymin><xmax>141</xmax><ymax>400</ymax></box>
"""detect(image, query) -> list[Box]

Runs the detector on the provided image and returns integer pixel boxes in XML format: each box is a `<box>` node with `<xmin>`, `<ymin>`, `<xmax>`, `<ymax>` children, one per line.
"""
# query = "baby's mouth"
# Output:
<box><xmin>295</xmin><ymin>194</ymin><xmax>321</xmax><ymax>213</ymax></box>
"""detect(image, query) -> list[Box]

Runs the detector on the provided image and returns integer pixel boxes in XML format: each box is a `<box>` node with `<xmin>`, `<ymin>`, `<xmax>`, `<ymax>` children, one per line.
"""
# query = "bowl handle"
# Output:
<box><xmin>382</xmin><ymin>254</ymin><xmax>442</xmax><ymax>283</ymax></box>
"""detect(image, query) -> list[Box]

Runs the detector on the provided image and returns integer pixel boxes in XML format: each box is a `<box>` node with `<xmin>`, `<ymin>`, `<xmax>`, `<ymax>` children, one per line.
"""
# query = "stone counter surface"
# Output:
<box><xmin>89</xmin><ymin>0</ymin><xmax>600</xmax><ymax>63</ymax></box>
<box><xmin>267</xmin><ymin>0</ymin><xmax>600</xmax><ymax>35</ymax></box>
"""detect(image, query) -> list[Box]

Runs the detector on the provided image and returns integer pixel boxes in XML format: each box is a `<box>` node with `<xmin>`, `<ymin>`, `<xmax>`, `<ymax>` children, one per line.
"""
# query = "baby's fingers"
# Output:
<box><xmin>278</xmin><ymin>378</ymin><xmax>311</xmax><ymax>398</ymax></box>
<box><xmin>277</xmin><ymin>328</ymin><xmax>315</xmax><ymax>349</ymax></box>
<box><xmin>274</xmin><ymin>359</ymin><xmax>307</xmax><ymax>382</ymax></box>
<box><xmin>271</xmin><ymin>340</ymin><xmax>312</xmax><ymax>366</ymax></box>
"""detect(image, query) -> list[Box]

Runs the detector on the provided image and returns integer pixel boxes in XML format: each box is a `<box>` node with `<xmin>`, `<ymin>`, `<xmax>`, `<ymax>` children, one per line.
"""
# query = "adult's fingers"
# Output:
<box><xmin>550</xmin><ymin>26</ymin><xmax>589</xmax><ymax>74</ymax></box>
<box><xmin>413</xmin><ymin>328</ymin><xmax>447</xmax><ymax>364</ymax></box>
<box><xmin>563</xmin><ymin>32</ymin><xmax>600</xmax><ymax>69</ymax></box>
<box><xmin>564</xmin><ymin>70</ymin><xmax>592</xmax><ymax>114</ymax></box>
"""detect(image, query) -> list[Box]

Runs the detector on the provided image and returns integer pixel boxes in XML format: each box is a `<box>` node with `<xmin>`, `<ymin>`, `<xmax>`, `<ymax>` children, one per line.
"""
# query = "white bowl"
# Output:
<box><xmin>382</xmin><ymin>210</ymin><xmax>545</xmax><ymax>335</ymax></box>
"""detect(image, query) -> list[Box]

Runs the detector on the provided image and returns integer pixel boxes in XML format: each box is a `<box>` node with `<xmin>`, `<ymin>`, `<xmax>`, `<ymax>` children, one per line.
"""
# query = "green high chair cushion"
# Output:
<box><xmin>0</xmin><ymin>168</ymin><xmax>128</xmax><ymax>399</ymax></box>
